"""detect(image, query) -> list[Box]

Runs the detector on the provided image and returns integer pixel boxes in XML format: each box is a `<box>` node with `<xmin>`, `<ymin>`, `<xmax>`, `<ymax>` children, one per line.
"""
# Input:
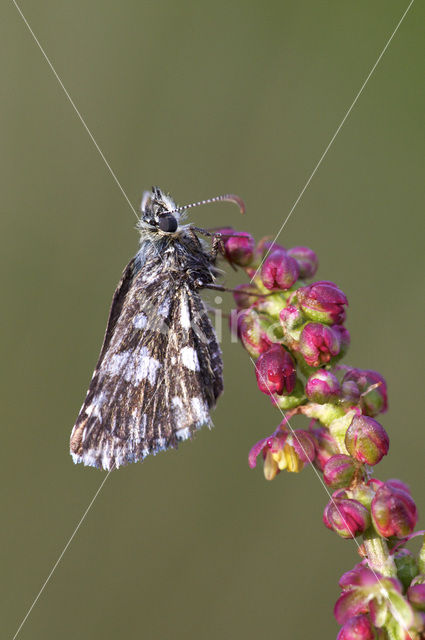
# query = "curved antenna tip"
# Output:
<box><xmin>224</xmin><ymin>194</ymin><xmax>245</xmax><ymax>214</ymax></box>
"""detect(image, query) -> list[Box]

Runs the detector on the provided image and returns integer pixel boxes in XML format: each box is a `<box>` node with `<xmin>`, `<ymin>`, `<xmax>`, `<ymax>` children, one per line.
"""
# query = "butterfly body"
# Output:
<box><xmin>70</xmin><ymin>187</ymin><xmax>223</xmax><ymax>470</ymax></box>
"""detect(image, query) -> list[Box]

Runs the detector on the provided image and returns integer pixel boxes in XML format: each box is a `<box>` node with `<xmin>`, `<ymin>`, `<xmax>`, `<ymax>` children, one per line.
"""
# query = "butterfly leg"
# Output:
<box><xmin>211</xmin><ymin>234</ymin><xmax>227</xmax><ymax>261</ymax></box>
<box><xmin>195</xmin><ymin>281</ymin><xmax>272</xmax><ymax>298</ymax></box>
<box><xmin>188</xmin><ymin>226</ymin><xmax>225</xmax><ymax>254</ymax></box>
<box><xmin>188</xmin><ymin>226</ymin><xmax>250</xmax><ymax>260</ymax></box>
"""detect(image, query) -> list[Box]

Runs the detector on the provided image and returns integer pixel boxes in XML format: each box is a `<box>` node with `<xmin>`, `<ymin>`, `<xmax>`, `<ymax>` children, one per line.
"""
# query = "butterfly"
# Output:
<box><xmin>70</xmin><ymin>186</ymin><xmax>244</xmax><ymax>470</ymax></box>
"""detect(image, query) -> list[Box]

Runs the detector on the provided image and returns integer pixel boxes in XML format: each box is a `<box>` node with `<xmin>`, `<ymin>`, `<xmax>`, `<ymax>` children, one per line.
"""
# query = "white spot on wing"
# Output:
<box><xmin>105</xmin><ymin>348</ymin><xmax>161</xmax><ymax>386</ymax></box>
<box><xmin>106</xmin><ymin>352</ymin><xmax>130</xmax><ymax>377</ymax></box>
<box><xmin>172</xmin><ymin>396</ymin><xmax>183</xmax><ymax>409</ymax></box>
<box><xmin>158</xmin><ymin>298</ymin><xmax>170</xmax><ymax>317</ymax></box>
<box><xmin>191</xmin><ymin>396</ymin><xmax>210</xmax><ymax>426</ymax></box>
<box><xmin>140</xmin><ymin>414</ymin><xmax>147</xmax><ymax>439</ymax></box>
<box><xmin>138</xmin><ymin>347</ymin><xmax>161</xmax><ymax>385</ymax></box>
<box><xmin>176</xmin><ymin>426</ymin><xmax>191</xmax><ymax>441</ymax></box>
<box><xmin>180</xmin><ymin>295</ymin><xmax>191</xmax><ymax>329</ymax></box>
<box><xmin>133</xmin><ymin>312</ymin><xmax>147</xmax><ymax>329</ymax></box>
<box><xmin>181</xmin><ymin>347</ymin><xmax>200</xmax><ymax>371</ymax></box>
<box><xmin>129</xmin><ymin>410</ymin><xmax>147</xmax><ymax>446</ymax></box>
<box><xmin>84</xmin><ymin>391</ymin><xmax>106</xmax><ymax>423</ymax></box>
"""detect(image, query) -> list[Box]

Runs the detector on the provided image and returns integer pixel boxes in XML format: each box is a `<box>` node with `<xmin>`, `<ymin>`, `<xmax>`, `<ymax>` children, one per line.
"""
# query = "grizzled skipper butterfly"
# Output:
<box><xmin>70</xmin><ymin>186</ymin><xmax>244</xmax><ymax>470</ymax></box>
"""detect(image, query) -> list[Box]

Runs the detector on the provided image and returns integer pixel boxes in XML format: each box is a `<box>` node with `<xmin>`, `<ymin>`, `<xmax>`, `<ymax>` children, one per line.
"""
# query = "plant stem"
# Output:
<box><xmin>363</xmin><ymin>529</ymin><xmax>396</xmax><ymax>577</ymax></box>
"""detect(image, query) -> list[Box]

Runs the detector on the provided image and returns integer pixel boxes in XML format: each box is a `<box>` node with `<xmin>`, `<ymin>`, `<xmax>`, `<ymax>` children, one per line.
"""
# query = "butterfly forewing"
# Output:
<box><xmin>70</xmin><ymin>254</ymin><xmax>222</xmax><ymax>470</ymax></box>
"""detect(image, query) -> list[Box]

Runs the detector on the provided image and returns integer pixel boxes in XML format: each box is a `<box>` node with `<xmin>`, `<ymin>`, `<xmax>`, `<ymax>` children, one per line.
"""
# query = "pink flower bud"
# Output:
<box><xmin>279</xmin><ymin>305</ymin><xmax>304</xmax><ymax>331</ymax></box>
<box><xmin>337</xmin><ymin>614</ymin><xmax>375</xmax><ymax>640</ymax></box>
<box><xmin>261</xmin><ymin>249</ymin><xmax>299</xmax><ymax>290</ymax></box>
<box><xmin>299</xmin><ymin>322</ymin><xmax>341</xmax><ymax>367</ymax></box>
<box><xmin>342</xmin><ymin>380</ymin><xmax>361</xmax><ymax>404</ymax></box>
<box><xmin>385</xmin><ymin>478</ymin><xmax>411</xmax><ymax>493</ymax></box>
<box><xmin>371</xmin><ymin>481</ymin><xmax>417</xmax><ymax>538</ymax></box>
<box><xmin>323</xmin><ymin>455</ymin><xmax>357</xmax><ymax>489</ymax></box>
<box><xmin>345</xmin><ymin>416</ymin><xmax>389</xmax><ymax>466</ymax></box>
<box><xmin>287</xmin><ymin>246</ymin><xmax>318</xmax><ymax>279</ymax></box>
<box><xmin>297</xmin><ymin>280</ymin><xmax>348</xmax><ymax>325</ymax></box>
<box><xmin>256</xmin><ymin>236</ymin><xmax>286</xmax><ymax>258</ymax></box>
<box><xmin>335</xmin><ymin>567</ymin><xmax>379</xmax><ymax>624</ymax></box>
<box><xmin>324</xmin><ymin>491</ymin><xmax>370</xmax><ymax>539</ymax></box>
<box><xmin>311</xmin><ymin>425</ymin><xmax>340</xmax><ymax>471</ymax></box>
<box><xmin>220</xmin><ymin>230</ymin><xmax>255</xmax><ymax>266</ymax></box>
<box><xmin>305</xmin><ymin>370</ymin><xmax>341</xmax><ymax>403</ymax></box>
<box><xmin>236</xmin><ymin>309</ymin><xmax>272</xmax><ymax>357</ymax></box>
<box><xmin>342</xmin><ymin>368</ymin><xmax>388</xmax><ymax>416</ymax></box>
<box><xmin>332</xmin><ymin>325</ymin><xmax>351</xmax><ymax>358</ymax></box>
<box><xmin>335</xmin><ymin>565</ymin><xmax>407</xmax><ymax>629</ymax></box>
<box><xmin>255</xmin><ymin>344</ymin><xmax>296</xmax><ymax>396</ymax></box>
<box><xmin>407</xmin><ymin>582</ymin><xmax>425</xmax><ymax>612</ymax></box>
<box><xmin>339</xmin><ymin>565</ymin><xmax>367</xmax><ymax>589</ymax></box>
<box><xmin>232</xmin><ymin>284</ymin><xmax>260</xmax><ymax>309</ymax></box>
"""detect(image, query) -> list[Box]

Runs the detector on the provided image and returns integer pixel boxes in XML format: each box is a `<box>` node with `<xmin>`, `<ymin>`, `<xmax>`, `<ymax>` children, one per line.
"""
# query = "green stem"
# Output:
<box><xmin>363</xmin><ymin>529</ymin><xmax>397</xmax><ymax>577</ymax></box>
<box><xmin>418</xmin><ymin>535</ymin><xmax>425</xmax><ymax>574</ymax></box>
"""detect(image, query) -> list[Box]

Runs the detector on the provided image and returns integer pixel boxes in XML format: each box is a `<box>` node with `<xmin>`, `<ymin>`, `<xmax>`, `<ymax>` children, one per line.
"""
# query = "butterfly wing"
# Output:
<box><xmin>70</xmin><ymin>260</ymin><xmax>222</xmax><ymax>470</ymax></box>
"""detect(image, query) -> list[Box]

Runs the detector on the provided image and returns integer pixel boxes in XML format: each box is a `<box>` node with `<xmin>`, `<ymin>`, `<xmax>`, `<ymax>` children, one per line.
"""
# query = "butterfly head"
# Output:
<box><xmin>139</xmin><ymin>186</ymin><xmax>180</xmax><ymax>234</ymax></box>
<box><xmin>138</xmin><ymin>186</ymin><xmax>245</xmax><ymax>240</ymax></box>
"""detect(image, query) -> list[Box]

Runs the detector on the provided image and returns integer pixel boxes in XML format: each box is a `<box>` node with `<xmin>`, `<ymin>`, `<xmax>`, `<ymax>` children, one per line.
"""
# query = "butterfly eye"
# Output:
<box><xmin>158</xmin><ymin>214</ymin><xmax>178</xmax><ymax>233</ymax></box>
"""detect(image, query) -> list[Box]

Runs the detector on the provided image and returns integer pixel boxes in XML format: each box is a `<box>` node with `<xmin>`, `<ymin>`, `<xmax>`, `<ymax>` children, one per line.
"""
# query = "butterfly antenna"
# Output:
<box><xmin>169</xmin><ymin>193</ymin><xmax>245</xmax><ymax>216</ymax></box>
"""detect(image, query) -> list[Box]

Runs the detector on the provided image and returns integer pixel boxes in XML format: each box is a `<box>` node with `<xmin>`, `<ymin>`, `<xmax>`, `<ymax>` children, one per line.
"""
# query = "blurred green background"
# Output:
<box><xmin>1</xmin><ymin>1</ymin><xmax>424</xmax><ymax>638</ymax></box>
